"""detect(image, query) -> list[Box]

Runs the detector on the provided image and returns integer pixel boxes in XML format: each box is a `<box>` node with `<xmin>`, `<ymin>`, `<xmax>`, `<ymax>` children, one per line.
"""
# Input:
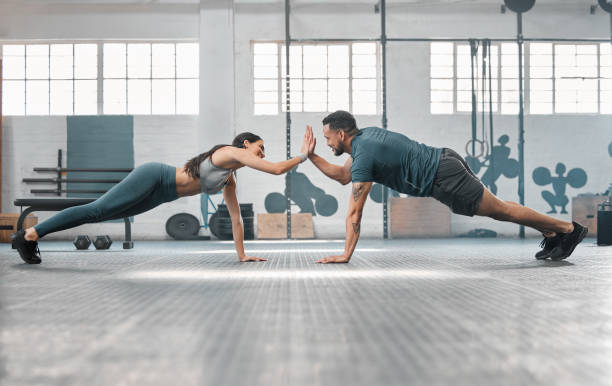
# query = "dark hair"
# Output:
<box><xmin>183</xmin><ymin>132</ymin><xmax>262</xmax><ymax>179</ymax></box>
<box><xmin>322</xmin><ymin>110</ymin><xmax>359</xmax><ymax>136</ymax></box>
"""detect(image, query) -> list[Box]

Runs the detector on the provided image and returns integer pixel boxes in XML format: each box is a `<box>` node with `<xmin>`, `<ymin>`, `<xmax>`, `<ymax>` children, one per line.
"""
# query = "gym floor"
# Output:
<box><xmin>1</xmin><ymin>238</ymin><xmax>610</xmax><ymax>386</ymax></box>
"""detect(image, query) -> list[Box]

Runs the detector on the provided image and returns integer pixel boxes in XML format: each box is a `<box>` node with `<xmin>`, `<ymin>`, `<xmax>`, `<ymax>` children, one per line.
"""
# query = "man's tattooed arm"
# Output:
<box><xmin>352</xmin><ymin>183</ymin><xmax>366</xmax><ymax>202</ymax></box>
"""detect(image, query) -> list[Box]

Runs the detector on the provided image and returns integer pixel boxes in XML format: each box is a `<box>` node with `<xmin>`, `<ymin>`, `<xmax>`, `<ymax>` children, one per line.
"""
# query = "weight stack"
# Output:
<box><xmin>597</xmin><ymin>208</ymin><xmax>612</xmax><ymax>246</ymax></box>
<box><xmin>210</xmin><ymin>204</ymin><xmax>254</xmax><ymax>240</ymax></box>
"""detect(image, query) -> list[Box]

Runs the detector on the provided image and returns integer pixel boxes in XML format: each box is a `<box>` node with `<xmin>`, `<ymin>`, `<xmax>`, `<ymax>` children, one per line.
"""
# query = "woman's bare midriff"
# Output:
<box><xmin>175</xmin><ymin>167</ymin><xmax>202</xmax><ymax>197</ymax></box>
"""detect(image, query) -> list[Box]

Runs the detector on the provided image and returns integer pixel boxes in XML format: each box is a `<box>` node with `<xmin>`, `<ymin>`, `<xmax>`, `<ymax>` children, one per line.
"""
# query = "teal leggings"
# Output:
<box><xmin>34</xmin><ymin>162</ymin><xmax>179</xmax><ymax>238</ymax></box>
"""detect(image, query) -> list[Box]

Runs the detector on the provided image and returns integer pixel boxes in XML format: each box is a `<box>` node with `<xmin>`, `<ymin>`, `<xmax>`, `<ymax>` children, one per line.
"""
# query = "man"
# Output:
<box><xmin>304</xmin><ymin>110</ymin><xmax>587</xmax><ymax>264</ymax></box>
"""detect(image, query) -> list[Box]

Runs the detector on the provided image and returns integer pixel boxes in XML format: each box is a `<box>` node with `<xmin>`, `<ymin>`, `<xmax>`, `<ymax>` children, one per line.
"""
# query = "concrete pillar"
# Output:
<box><xmin>199</xmin><ymin>0</ymin><xmax>235</xmax><ymax>149</ymax></box>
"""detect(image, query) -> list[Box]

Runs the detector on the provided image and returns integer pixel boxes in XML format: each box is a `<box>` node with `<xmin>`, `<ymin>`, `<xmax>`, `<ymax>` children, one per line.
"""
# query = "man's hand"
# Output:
<box><xmin>316</xmin><ymin>255</ymin><xmax>350</xmax><ymax>264</ymax></box>
<box><xmin>239</xmin><ymin>255</ymin><xmax>268</xmax><ymax>262</ymax></box>
<box><xmin>300</xmin><ymin>126</ymin><xmax>315</xmax><ymax>156</ymax></box>
<box><xmin>306</xmin><ymin>125</ymin><xmax>316</xmax><ymax>155</ymax></box>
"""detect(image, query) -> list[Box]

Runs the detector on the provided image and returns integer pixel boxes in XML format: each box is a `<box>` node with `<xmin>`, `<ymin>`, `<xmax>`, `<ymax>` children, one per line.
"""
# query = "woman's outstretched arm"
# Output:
<box><xmin>225</xmin><ymin>130</ymin><xmax>313</xmax><ymax>174</ymax></box>
<box><xmin>222</xmin><ymin>175</ymin><xmax>266</xmax><ymax>262</ymax></box>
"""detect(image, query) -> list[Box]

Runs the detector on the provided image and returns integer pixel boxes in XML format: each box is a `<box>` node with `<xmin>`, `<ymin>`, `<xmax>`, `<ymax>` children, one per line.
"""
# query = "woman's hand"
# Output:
<box><xmin>239</xmin><ymin>255</ymin><xmax>268</xmax><ymax>262</ymax></box>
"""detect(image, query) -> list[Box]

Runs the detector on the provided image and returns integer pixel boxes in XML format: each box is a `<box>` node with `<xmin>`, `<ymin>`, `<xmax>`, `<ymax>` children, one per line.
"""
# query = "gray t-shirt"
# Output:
<box><xmin>350</xmin><ymin>127</ymin><xmax>442</xmax><ymax>197</ymax></box>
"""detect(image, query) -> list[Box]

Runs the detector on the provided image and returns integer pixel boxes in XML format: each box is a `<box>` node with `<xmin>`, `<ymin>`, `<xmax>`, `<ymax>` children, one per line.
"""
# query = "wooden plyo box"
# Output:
<box><xmin>572</xmin><ymin>194</ymin><xmax>608</xmax><ymax>236</ymax></box>
<box><xmin>257</xmin><ymin>213</ymin><xmax>314</xmax><ymax>239</ymax></box>
<box><xmin>0</xmin><ymin>213</ymin><xmax>38</xmax><ymax>243</ymax></box>
<box><xmin>390</xmin><ymin>197</ymin><xmax>451</xmax><ymax>238</ymax></box>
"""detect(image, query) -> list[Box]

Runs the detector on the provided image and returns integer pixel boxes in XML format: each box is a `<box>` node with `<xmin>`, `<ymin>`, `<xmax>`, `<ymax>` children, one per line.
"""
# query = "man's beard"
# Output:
<box><xmin>333</xmin><ymin>143</ymin><xmax>345</xmax><ymax>156</ymax></box>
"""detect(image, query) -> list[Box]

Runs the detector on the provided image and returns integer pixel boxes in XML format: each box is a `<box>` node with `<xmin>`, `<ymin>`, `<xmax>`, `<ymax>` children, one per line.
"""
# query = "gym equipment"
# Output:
<box><xmin>165</xmin><ymin>213</ymin><xmax>211</xmax><ymax>240</ymax></box>
<box><xmin>14</xmin><ymin>198</ymin><xmax>134</xmax><ymax>249</ymax></box>
<box><xmin>93</xmin><ymin>235</ymin><xmax>112</xmax><ymax>250</ymax></box>
<box><xmin>599</xmin><ymin>0</ymin><xmax>612</xmax><ymax>14</ymax></box>
<box><xmin>598</xmin><ymin>199</ymin><xmax>612</xmax><ymax>245</ymax></box>
<box><xmin>503</xmin><ymin>0</ymin><xmax>535</xmax><ymax>13</ymax></box>
<box><xmin>209</xmin><ymin>205</ymin><xmax>255</xmax><ymax>240</ymax></box>
<box><xmin>73</xmin><ymin>235</ymin><xmax>91</xmax><ymax>250</ymax></box>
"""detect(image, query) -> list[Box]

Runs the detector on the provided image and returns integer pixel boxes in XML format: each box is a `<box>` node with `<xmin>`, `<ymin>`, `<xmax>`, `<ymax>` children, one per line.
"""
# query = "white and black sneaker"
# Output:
<box><xmin>535</xmin><ymin>234</ymin><xmax>563</xmax><ymax>260</ymax></box>
<box><xmin>10</xmin><ymin>230</ymin><xmax>41</xmax><ymax>264</ymax></box>
<box><xmin>548</xmin><ymin>222</ymin><xmax>588</xmax><ymax>261</ymax></box>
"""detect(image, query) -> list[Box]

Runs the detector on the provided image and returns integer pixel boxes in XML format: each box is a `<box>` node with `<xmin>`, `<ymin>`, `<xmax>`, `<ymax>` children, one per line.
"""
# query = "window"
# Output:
<box><xmin>253</xmin><ymin>42</ymin><xmax>379</xmax><ymax>116</ymax></box>
<box><xmin>1</xmin><ymin>43</ymin><xmax>97</xmax><ymax>116</ymax></box>
<box><xmin>529</xmin><ymin>43</ymin><xmax>553</xmax><ymax>114</ymax></box>
<box><xmin>601</xmin><ymin>43</ymin><xmax>612</xmax><ymax>114</ymax></box>
<box><xmin>253</xmin><ymin>43</ymin><xmax>279</xmax><ymax>115</ymax></box>
<box><xmin>455</xmin><ymin>43</ymin><xmax>499</xmax><ymax>113</ymax></box>
<box><xmin>430</xmin><ymin>41</ymin><xmax>609</xmax><ymax>115</ymax></box>
<box><xmin>430</xmin><ymin>42</ymin><xmax>454</xmax><ymax>114</ymax></box>
<box><xmin>1</xmin><ymin>41</ymin><xmax>198</xmax><ymax>116</ymax></box>
<box><xmin>500</xmin><ymin>43</ymin><xmax>522</xmax><ymax>115</ymax></box>
<box><xmin>103</xmin><ymin>42</ymin><xmax>199</xmax><ymax>115</ymax></box>
<box><xmin>555</xmin><ymin>44</ymin><xmax>598</xmax><ymax>113</ymax></box>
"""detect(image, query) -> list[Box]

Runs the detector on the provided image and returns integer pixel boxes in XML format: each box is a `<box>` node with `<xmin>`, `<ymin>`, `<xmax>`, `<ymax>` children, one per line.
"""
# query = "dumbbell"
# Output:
<box><xmin>73</xmin><ymin>235</ymin><xmax>91</xmax><ymax>250</ymax></box>
<box><xmin>93</xmin><ymin>235</ymin><xmax>113</xmax><ymax>250</ymax></box>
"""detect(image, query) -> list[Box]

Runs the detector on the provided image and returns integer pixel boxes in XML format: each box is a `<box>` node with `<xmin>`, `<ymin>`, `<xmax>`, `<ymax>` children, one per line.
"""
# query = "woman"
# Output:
<box><xmin>12</xmin><ymin>132</ymin><xmax>313</xmax><ymax>264</ymax></box>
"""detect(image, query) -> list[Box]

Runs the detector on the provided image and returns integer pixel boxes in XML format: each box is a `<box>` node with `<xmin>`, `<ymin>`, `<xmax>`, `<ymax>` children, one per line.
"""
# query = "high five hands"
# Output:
<box><xmin>301</xmin><ymin>125</ymin><xmax>317</xmax><ymax>156</ymax></box>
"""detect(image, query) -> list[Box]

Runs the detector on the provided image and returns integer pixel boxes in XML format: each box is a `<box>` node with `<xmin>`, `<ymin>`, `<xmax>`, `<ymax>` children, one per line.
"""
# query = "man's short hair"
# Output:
<box><xmin>322</xmin><ymin>110</ymin><xmax>360</xmax><ymax>136</ymax></box>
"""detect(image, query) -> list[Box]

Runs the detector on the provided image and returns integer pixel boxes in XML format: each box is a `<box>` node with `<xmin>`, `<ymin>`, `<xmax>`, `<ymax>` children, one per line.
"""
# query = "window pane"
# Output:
<box><xmin>2</xmin><ymin>80</ymin><xmax>25</xmax><ymax>115</ymax></box>
<box><xmin>280</xmin><ymin>45</ymin><xmax>302</xmax><ymax>78</ymax></box>
<box><xmin>152</xmin><ymin>44</ymin><xmax>175</xmax><ymax>78</ymax></box>
<box><xmin>50</xmin><ymin>44</ymin><xmax>73</xmax><ymax>80</ymax></box>
<box><xmin>328</xmin><ymin>78</ymin><xmax>348</xmax><ymax>110</ymax></box>
<box><xmin>254</xmin><ymin>79</ymin><xmax>277</xmax><ymax>92</ymax></box>
<box><xmin>254</xmin><ymin>66</ymin><xmax>278</xmax><ymax>79</ymax></box>
<box><xmin>26</xmin><ymin>80</ymin><xmax>49</xmax><ymax>115</ymax></box>
<box><xmin>2</xmin><ymin>45</ymin><xmax>25</xmax><ymax>79</ymax></box>
<box><xmin>328</xmin><ymin>45</ymin><xmax>349</xmax><ymax>78</ymax></box>
<box><xmin>431</xmin><ymin>42</ymin><xmax>453</xmax><ymax>55</ymax></box>
<box><xmin>74</xmin><ymin>44</ymin><xmax>97</xmax><ymax>79</ymax></box>
<box><xmin>128</xmin><ymin>79</ymin><xmax>151</xmax><ymax>114</ymax></box>
<box><xmin>352</xmin><ymin>43</ymin><xmax>376</xmax><ymax>55</ymax></box>
<box><xmin>128</xmin><ymin>44</ymin><xmax>151</xmax><ymax>78</ymax></box>
<box><xmin>353</xmin><ymin>66</ymin><xmax>376</xmax><ymax>78</ymax></box>
<box><xmin>353</xmin><ymin>102</ymin><xmax>376</xmax><ymax>115</ymax></box>
<box><xmin>50</xmin><ymin>80</ymin><xmax>73</xmax><ymax>115</ymax></box>
<box><xmin>152</xmin><ymin>79</ymin><xmax>175</xmax><ymax>114</ymax></box>
<box><xmin>26</xmin><ymin>45</ymin><xmax>49</xmax><ymax>80</ymax></box>
<box><xmin>353</xmin><ymin>90</ymin><xmax>377</xmax><ymax>103</ymax></box>
<box><xmin>176</xmin><ymin>78</ymin><xmax>198</xmax><ymax>114</ymax></box>
<box><xmin>104</xmin><ymin>43</ymin><xmax>126</xmax><ymax>78</ymax></box>
<box><xmin>303</xmin><ymin>46</ymin><xmax>327</xmax><ymax>78</ymax></box>
<box><xmin>103</xmin><ymin>79</ymin><xmax>126</xmax><ymax>114</ymax></box>
<box><xmin>176</xmin><ymin>43</ymin><xmax>198</xmax><ymax>78</ymax></box>
<box><xmin>75</xmin><ymin>80</ymin><xmax>97</xmax><ymax>115</ymax></box>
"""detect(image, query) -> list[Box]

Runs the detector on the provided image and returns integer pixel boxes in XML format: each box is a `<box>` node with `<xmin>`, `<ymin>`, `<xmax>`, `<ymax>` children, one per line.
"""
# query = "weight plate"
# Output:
<box><xmin>166</xmin><ymin>213</ymin><xmax>200</xmax><ymax>240</ymax></box>
<box><xmin>504</xmin><ymin>0</ymin><xmax>535</xmax><ymax>13</ymax></box>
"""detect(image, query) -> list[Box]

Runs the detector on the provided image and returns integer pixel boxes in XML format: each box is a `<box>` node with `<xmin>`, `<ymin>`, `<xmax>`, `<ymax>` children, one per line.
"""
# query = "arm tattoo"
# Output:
<box><xmin>352</xmin><ymin>222</ymin><xmax>360</xmax><ymax>234</ymax></box>
<box><xmin>352</xmin><ymin>183</ymin><xmax>365</xmax><ymax>202</ymax></box>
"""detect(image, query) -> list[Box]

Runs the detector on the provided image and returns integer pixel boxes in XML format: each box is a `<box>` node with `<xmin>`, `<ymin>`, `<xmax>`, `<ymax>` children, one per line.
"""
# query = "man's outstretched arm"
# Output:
<box><xmin>304</xmin><ymin>125</ymin><xmax>351</xmax><ymax>185</ymax></box>
<box><xmin>309</xmin><ymin>154</ymin><xmax>352</xmax><ymax>185</ymax></box>
<box><xmin>317</xmin><ymin>181</ymin><xmax>372</xmax><ymax>264</ymax></box>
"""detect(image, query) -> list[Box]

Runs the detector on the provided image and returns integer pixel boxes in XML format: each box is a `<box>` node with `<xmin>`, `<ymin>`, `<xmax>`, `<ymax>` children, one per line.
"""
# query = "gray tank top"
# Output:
<box><xmin>198</xmin><ymin>157</ymin><xmax>232</xmax><ymax>194</ymax></box>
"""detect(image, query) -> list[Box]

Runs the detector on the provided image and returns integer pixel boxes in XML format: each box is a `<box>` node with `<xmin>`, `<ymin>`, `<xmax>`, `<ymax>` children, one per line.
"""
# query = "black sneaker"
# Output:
<box><xmin>535</xmin><ymin>234</ymin><xmax>563</xmax><ymax>260</ymax></box>
<box><xmin>10</xmin><ymin>230</ymin><xmax>41</xmax><ymax>264</ymax></box>
<box><xmin>548</xmin><ymin>222</ymin><xmax>588</xmax><ymax>261</ymax></box>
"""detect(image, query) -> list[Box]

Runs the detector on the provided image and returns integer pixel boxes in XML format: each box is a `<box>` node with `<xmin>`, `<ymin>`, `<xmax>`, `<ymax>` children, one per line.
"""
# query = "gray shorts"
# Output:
<box><xmin>430</xmin><ymin>148</ymin><xmax>485</xmax><ymax>217</ymax></box>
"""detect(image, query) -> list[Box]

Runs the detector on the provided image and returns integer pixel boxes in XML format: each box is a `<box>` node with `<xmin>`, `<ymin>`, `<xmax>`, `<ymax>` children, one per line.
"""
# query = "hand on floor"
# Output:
<box><xmin>316</xmin><ymin>255</ymin><xmax>350</xmax><ymax>264</ymax></box>
<box><xmin>239</xmin><ymin>255</ymin><xmax>267</xmax><ymax>262</ymax></box>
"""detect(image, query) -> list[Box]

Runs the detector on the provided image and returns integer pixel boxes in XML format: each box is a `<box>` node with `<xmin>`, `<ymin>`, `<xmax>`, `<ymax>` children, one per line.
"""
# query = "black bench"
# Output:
<box><xmin>14</xmin><ymin>198</ymin><xmax>134</xmax><ymax>249</ymax></box>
